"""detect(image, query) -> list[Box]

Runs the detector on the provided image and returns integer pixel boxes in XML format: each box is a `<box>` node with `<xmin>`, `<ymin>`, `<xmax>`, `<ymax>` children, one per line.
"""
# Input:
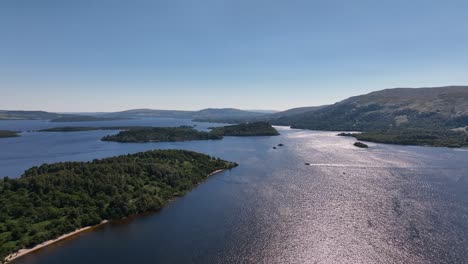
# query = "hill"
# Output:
<box><xmin>270</xmin><ymin>86</ymin><xmax>468</xmax><ymax>131</ymax></box>
<box><xmin>192</xmin><ymin>108</ymin><xmax>266</xmax><ymax>120</ymax></box>
<box><xmin>99</xmin><ymin>108</ymin><xmax>266</xmax><ymax>122</ymax></box>
<box><xmin>50</xmin><ymin>116</ymin><xmax>129</xmax><ymax>122</ymax></box>
<box><xmin>1</xmin><ymin>108</ymin><xmax>272</xmax><ymax>123</ymax></box>
<box><xmin>192</xmin><ymin>106</ymin><xmax>330</xmax><ymax>124</ymax></box>
<box><xmin>262</xmin><ymin>106</ymin><xmax>328</xmax><ymax>124</ymax></box>
<box><xmin>268</xmin><ymin>86</ymin><xmax>468</xmax><ymax>147</ymax></box>
<box><xmin>0</xmin><ymin>111</ymin><xmax>73</xmax><ymax>120</ymax></box>
<box><xmin>101</xmin><ymin>109</ymin><xmax>193</xmax><ymax>119</ymax></box>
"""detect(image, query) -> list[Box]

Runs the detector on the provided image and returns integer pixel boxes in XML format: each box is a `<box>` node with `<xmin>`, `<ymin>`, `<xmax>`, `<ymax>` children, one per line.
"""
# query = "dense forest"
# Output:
<box><xmin>102</xmin><ymin>126</ymin><xmax>222</xmax><ymax>142</ymax></box>
<box><xmin>0</xmin><ymin>150</ymin><xmax>237</xmax><ymax>261</ymax></box>
<box><xmin>338</xmin><ymin>129</ymin><xmax>468</xmax><ymax>147</ymax></box>
<box><xmin>101</xmin><ymin>122</ymin><xmax>279</xmax><ymax>143</ymax></box>
<box><xmin>0</xmin><ymin>131</ymin><xmax>19</xmax><ymax>138</ymax></box>
<box><xmin>353</xmin><ymin>129</ymin><xmax>468</xmax><ymax>148</ymax></box>
<box><xmin>210</xmin><ymin>122</ymin><xmax>279</xmax><ymax>136</ymax></box>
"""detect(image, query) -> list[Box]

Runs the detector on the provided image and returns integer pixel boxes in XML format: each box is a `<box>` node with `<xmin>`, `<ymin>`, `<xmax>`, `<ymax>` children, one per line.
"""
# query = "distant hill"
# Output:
<box><xmin>264</xmin><ymin>106</ymin><xmax>327</xmax><ymax>120</ymax></box>
<box><xmin>243</xmin><ymin>109</ymin><xmax>279</xmax><ymax>114</ymax></box>
<box><xmin>0</xmin><ymin>111</ymin><xmax>73</xmax><ymax>120</ymax></box>
<box><xmin>50</xmin><ymin>116</ymin><xmax>129</xmax><ymax>122</ymax></box>
<box><xmin>101</xmin><ymin>109</ymin><xmax>193</xmax><ymax>119</ymax></box>
<box><xmin>104</xmin><ymin>108</ymin><xmax>266</xmax><ymax>121</ymax></box>
<box><xmin>270</xmin><ymin>86</ymin><xmax>468</xmax><ymax>131</ymax></box>
<box><xmin>1</xmin><ymin>108</ymin><xmax>269</xmax><ymax>122</ymax></box>
<box><xmin>192</xmin><ymin>106</ymin><xmax>329</xmax><ymax>124</ymax></box>
<box><xmin>191</xmin><ymin>108</ymin><xmax>266</xmax><ymax>120</ymax></box>
<box><xmin>5</xmin><ymin>86</ymin><xmax>467</xmax><ymax>133</ymax></box>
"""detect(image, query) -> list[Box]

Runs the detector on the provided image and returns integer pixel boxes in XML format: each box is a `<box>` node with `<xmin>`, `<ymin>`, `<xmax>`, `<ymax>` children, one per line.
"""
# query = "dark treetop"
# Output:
<box><xmin>0</xmin><ymin>150</ymin><xmax>237</xmax><ymax>261</ymax></box>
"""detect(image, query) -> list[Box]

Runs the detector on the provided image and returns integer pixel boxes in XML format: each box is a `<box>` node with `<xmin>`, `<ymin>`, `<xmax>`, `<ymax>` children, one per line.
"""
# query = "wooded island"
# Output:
<box><xmin>0</xmin><ymin>150</ymin><xmax>237</xmax><ymax>262</ymax></box>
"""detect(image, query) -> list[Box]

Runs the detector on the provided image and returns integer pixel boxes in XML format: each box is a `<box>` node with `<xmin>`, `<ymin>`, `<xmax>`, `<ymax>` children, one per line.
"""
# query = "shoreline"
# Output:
<box><xmin>3</xmin><ymin>220</ymin><xmax>109</xmax><ymax>264</ymax></box>
<box><xmin>208</xmin><ymin>169</ymin><xmax>225</xmax><ymax>177</ymax></box>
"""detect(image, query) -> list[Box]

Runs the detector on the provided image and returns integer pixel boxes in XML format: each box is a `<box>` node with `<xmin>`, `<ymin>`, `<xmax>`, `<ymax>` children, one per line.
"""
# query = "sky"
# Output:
<box><xmin>1</xmin><ymin>0</ymin><xmax>468</xmax><ymax>112</ymax></box>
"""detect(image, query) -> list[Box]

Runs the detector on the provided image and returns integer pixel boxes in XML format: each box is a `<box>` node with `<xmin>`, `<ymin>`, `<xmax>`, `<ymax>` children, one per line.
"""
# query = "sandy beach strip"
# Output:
<box><xmin>208</xmin><ymin>169</ymin><xmax>225</xmax><ymax>176</ymax></box>
<box><xmin>4</xmin><ymin>220</ymin><xmax>108</xmax><ymax>263</ymax></box>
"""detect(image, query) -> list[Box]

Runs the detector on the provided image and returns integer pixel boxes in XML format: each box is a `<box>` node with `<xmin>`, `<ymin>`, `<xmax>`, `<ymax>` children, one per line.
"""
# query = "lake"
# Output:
<box><xmin>1</xmin><ymin>118</ymin><xmax>468</xmax><ymax>263</ymax></box>
<box><xmin>0</xmin><ymin>118</ymin><xmax>219</xmax><ymax>178</ymax></box>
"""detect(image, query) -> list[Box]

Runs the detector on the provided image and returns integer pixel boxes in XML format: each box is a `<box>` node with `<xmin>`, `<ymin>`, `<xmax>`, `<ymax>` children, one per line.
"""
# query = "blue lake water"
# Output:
<box><xmin>1</xmin><ymin>118</ymin><xmax>468</xmax><ymax>263</ymax></box>
<box><xmin>0</xmin><ymin>118</ymin><xmax>221</xmax><ymax>178</ymax></box>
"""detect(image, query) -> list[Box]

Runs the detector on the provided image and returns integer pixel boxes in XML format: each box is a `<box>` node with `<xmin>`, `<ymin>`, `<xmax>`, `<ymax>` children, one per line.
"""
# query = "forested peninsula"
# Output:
<box><xmin>0</xmin><ymin>150</ymin><xmax>237</xmax><ymax>262</ymax></box>
<box><xmin>338</xmin><ymin>129</ymin><xmax>468</xmax><ymax>148</ymax></box>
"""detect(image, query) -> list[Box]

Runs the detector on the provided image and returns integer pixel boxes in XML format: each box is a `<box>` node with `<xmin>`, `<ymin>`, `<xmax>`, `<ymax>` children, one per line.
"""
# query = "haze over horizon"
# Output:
<box><xmin>1</xmin><ymin>0</ymin><xmax>468</xmax><ymax>112</ymax></box>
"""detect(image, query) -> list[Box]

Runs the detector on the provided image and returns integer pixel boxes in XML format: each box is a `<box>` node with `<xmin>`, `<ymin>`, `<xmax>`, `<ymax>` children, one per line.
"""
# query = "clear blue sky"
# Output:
<box><xmin>1</xmin><ymin>0</ymin><xmax>467</xmax><ymax>112</ymax></box>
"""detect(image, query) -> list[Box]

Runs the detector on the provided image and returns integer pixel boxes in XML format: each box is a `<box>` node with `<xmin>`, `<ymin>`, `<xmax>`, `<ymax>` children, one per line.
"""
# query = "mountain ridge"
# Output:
<box><xmin>2</xmin><ymin>86</ymin><xmax>467</xmax><ymax>132</ymax></box>
<box><xmin>269</xmin><ymin>86</ymin><xmax>468</xmax><ymax>131</ymax></box>
<box><xmin>0</xmin><ymin>108</ymin><xmax>269</xmax><ymax>121</ymax></box>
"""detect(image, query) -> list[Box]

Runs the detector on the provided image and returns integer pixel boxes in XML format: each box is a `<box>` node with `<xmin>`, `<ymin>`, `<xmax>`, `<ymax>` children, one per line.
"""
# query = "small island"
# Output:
<box><xmin>337</xmin><ymin>132</ymin><xmax>355</xmax><ymax>137</ymax></box>
<box><xmin>102</xmin><ymin>122</ymin><xmax>279</xmax><ymax>143</ymax></box>
<box><xmin>354</xmin><ymin>142</ymin><xmax>368</xmax><ymax>148</ymax></box>
<box><xmin>0</xmin><ymin>150</ymin><xmax>237</xmax><ymax>262</ymax></box>
<box><xmin>102</xmin><ymin>126</ymin><xmax>222</xmax><ymax>143</ymax></box>
<box><xmin>0</xmin><ymin>130</ymin><xmax>19</xmax><ymax>138</ymax></box>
